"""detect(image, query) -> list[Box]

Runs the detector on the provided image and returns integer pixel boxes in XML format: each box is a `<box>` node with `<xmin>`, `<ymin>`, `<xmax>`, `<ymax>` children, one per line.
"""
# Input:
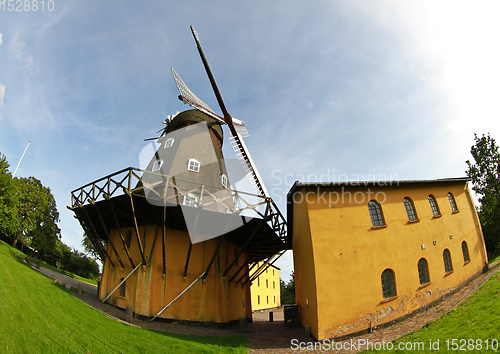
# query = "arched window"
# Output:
<box><xmin>381</xmin><ymin>269</ymin><xmax>396</xmax><ymax>299</ymax></box>
<box><xmin>403</xmin><ymin>197</ymin><xmax>418</xmax><ymax>221</ymax></box>
<box><xmin>443</xmin><ymin>249</ymin><xmax>453</xmax><ymax>273</ymax></box>
<box><xmin>448</xmin><ymin>192</ymin><xmax>458</xmax><ymax>212</ymax></box>
<box><xmin>187</xmin><ymin>158</ymin><xmax>200</xmax><ymax>172</ymax></box>
<box><xmin>368</xmin><ymin>200</ymin><xmax>385</xmax><ymax>227</ymax></box>
<box><xmin>428</xmin><ymin>195</ymin><xmax>441</xmax><ymax>217</ymax></box>
<box><xmin>164</xmin><ymin>138</ymin><xmax>175</xmax><ymax>149</ymax></box>
<box><xmin>417</xmin><ymin>258</ymin><xmax>430</xmax><ymax>285</ymax></box>
<box><xmin>462</xmin><ymin>241</ymin><xmax>470</xmax><ymax>263</ymax></box>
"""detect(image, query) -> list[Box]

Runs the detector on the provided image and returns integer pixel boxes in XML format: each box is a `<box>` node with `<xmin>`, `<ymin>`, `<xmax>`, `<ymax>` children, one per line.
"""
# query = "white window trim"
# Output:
<box><xmin>221</xmin><ymin>174</ymin><xmax>228</xmax><ymax>188</ymax></box>
<box><xmin>183</xmin><ymin>193</ymin><xmax>198</xmax><ymax>207</ymax></box>
<box><xmin>152</xmin><ymin>160</ymin><xmax>163</xmax><ymax>172</ymax></box>
<box><xmin>187</xmin><ymin>158</ymin><xmax>200</xmax><ymax>173</ymax></box>
<box><xmin>164</xmin><ymin>138</ymin><xmax>175</xmax><ymax>149</ymax></box>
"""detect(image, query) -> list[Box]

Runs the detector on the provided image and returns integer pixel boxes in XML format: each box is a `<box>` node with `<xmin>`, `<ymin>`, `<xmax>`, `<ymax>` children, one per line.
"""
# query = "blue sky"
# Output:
<box><xmin>1</xmin><ymin>1</ymin><xmax>500</xmax><ymax>281</ymax></box>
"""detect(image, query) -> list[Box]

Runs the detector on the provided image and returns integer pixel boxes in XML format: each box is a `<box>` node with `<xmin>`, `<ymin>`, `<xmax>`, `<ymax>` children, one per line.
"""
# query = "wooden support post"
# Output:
<box><xmin>107</xmin><ymin>197</ymin><xmax>135</xmax><ymax>268</ymax></box>
<box><xmin>80</xmin><ymin>206</ymin><xmax>114</xmax><ymax>268</ymax></box>
<box><xmin>183</xmin><ymin>242</ymin><xmax>192</xmax><ymax>278</ymax></box>
<box><xmin>222</xmin><ymin>221</ymin><xmax>265</xmax><ymax>277</ymax></box>
<box><xmin>202</xmin><ymin>235</ymin><xmax>226</xmax><ymax>281</ymax></box>
<box><xmin>126</xmin><ymin>190</ymin><xmax>147</xmax><ymax>266</ymax></box>
<box><xmin>93</xmin><ymin>202</ymin><xmax>125</xmax><ymax>269</ymax></box>
<box><xmin>162</xmin><ymin>205</ymin><xmax>166</xmax><ymax>275</ymax></box>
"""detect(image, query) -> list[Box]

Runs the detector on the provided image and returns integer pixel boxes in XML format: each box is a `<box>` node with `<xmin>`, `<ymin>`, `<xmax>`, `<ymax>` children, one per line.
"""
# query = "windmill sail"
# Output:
<box><xmin>187</xmin><ymin>25</ymin><xmax>268</xmax><ymax>197</ymax></box>
<box><xmin>172</xmin><ymin>68</ymin><xmax>249</xmax><ymax>138</ymax></box>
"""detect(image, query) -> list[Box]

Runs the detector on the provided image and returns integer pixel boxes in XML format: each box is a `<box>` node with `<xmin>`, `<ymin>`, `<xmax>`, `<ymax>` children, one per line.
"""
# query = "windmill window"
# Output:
<box><xmin>119</xmin><ymin>278</ymin><xmax>126</xmax><ymax>298</ymax></box>
<box><xmin>428</xmin><ymin>195</ymin><xmax>441</xmax><ymax>217</ymax></box>
<box><xmin>257</xmin><ymin>278</ymin><xmax>260</xmax><ymax>287</ymax></box>
<box><xmin>125</xmin><ymin>230</ymin><xmax>132</xmax><ymax>248</ymax></box>
<box><xmin>164</xmin><ymin>138</ymin><xmax>175</xmax><ymax>149</ymax></box>
<box><xmin>381</xmin><ymin>269</ymin><xmax>396</xmax><ymax>299</ymax></box>
<box><xmin>462</xmin><ymin>241</ymin><xmax>470</xmax><ymax>263</ymax></box>
<box><xmin>182</xmin><ymin>193</ymin><xmax>198</xmax><ymax>207</ymax></box>
<box><xmin>368</xmin><ymin>200</ymin><xmax>385</xmax><ymax>227</ymax></box>
<box><xmin>267</xmin><ymin>296</ymin><xmax>269</xmax><ymax>304</ymax></box>
<box><xmin>187</xmin><ymin>159</ymin><xmax>200</xmax><ymax>173</ymax></box>
<box><xmin>273</xmin><ymin>281</ymin><xmax>275</xmax><ymax>289</ymax></box>
<box><xmin>418</xmin><ymin>258</ymin><xmax>430</xmax><ymax>285</ymax></box>
<box><xmin>443</xmin><ymin>249</ymin><xmax>453</xmax><ymax>273</ymax></box>
<box><xmin>266</xmin><ymin>279</ymin><xmax>268</xmax><ymax>288</ymax></box>
<box><xmin>152</xmin><ymin>160</ymin><xmax>163</xmax><ymax>172</ymax></box>
<box><xmin>403</xmin><ymin>197</ymin><xmax>418</xmax><ymax>221</ymax></box>
<box><xmin>221</xmin><ymin>174</ymin><xmax>228</xmax><ymax>188</ymax></box>
<box><xmin>448</xmin><ymin>192</ymin><xmax>459</xmax><ymax>212</ymax></box>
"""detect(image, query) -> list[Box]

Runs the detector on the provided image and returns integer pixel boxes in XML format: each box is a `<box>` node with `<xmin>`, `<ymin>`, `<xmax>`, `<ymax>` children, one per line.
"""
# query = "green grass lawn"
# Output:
<box><xmin>365</xmin><ymin>267</ymin><xmax>500</xmax><ymax>353</ymax></box>
<box><xmin>0</xmin><ymin>240</ymin><xmax>247</xmax><ymax>353</ymax></box>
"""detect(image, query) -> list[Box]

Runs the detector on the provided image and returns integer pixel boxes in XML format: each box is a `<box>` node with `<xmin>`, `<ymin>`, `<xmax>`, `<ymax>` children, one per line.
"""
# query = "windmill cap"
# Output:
<box><xmin>166</xmin><ymin>109</ymin><xmax>223</xmax><ymax>140</ymax></box>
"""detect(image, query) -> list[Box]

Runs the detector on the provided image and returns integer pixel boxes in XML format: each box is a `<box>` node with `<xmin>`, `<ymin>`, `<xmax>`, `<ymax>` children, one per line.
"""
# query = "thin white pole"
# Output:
<box><xmin>12</xmin><ymin>141</ymin><xmax>31</xmax><ymax>178</ymax></box>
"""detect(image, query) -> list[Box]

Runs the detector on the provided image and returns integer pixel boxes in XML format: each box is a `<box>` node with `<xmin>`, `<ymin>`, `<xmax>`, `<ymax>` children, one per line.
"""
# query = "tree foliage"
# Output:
<box><xmin>13</xmin><ymin>176</ymin><xmax>61</xmax><ymax>258</ymax></box>
<box><xmin>466</xmin><ymin>133</ymin><xmax>500</xmax><ymax>258</ymax></box>
<box><xmin>0</xmin><ymin>153</ymin><xmax>20</xmax><ymax>238</ymax></box>
<box><xmin>0</xmin><ymin>152</ymin><xmax>99</xmax><ymax>278</ymax></box>
<box><xmin>280</xmin><ymin>271</ymin><xmax>296</xmax><ymax>305</ymax></box>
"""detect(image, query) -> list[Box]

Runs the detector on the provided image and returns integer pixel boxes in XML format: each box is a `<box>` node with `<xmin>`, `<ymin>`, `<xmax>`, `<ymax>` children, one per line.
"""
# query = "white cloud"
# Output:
<box><xmin>0</xmin><ymin>33</ymin><xmax>3</xmax><ymax>46</ymax></box>
<box><xmin>0</xmin><ymin>83</ymin><xmax>5</xmax><ymax>107</ymax></box>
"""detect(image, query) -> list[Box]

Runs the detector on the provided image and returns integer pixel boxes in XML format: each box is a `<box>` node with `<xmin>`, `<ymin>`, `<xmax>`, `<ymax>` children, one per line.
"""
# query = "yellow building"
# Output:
<box><xmin>287</xmin><ymin>178</ymin><xmax>488</xmax><ymax>341</ymax></box>
<box><xmin>250</xmin><ymin>262</ymin><xmax>281</xmax><ymax>311</ymax></box>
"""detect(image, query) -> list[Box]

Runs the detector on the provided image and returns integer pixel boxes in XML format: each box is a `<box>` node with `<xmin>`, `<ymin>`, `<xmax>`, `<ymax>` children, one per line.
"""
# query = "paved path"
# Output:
<box><xmin>35</xmin><ymin>266</ymin><xmax>97</xmax><ymax>295</ymax></box>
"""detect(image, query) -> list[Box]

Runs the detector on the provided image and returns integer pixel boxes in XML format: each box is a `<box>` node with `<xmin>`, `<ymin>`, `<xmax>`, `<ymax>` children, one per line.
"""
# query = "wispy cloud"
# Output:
<box><xmin>9</xmin><ymin>32</ymin><xmax>34</xmax><ymax>77</ymax></box>
<box><xmin>0</xmin><ymin>33</ymin><xmax>3</xmax><ymax>46</ymax></box>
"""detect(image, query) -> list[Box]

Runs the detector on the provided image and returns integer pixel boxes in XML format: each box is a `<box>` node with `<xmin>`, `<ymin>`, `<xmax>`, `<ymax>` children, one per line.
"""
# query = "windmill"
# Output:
<box><xmin>69</xmin><ymin>26</ymin><xmax>287</xmax><ymax>326</ymax></box>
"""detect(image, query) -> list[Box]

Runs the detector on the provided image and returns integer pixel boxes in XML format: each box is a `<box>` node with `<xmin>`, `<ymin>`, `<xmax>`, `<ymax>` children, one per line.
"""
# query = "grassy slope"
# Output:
<box><xmin>367</xmin><ymin>267</ymin><xmax>500</xmax><ymax>353</ymax></box>
<box><xmin>0</xmin><ymin>240</ymin><xmax>247</xmax><ymax>354</ymax></box>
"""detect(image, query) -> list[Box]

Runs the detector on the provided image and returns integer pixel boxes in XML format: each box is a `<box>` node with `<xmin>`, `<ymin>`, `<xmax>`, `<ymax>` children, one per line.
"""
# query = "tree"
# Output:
<box><xmin>280</xmin><ymin>271</ymin><xmax>296</xmax><ymax>305</ymax></box>
<box><xmin>0</xmin><ymin>153</ymin><xmax>20</xmax><ymax>240</ymax></box>
<box><xmin>14</xmin><ymin>176</ymin><xmax>61</xmax><ymax>259</ymax></box>
<box><xmin>466</xmin><ymin>133</ymin><xmax>500</xmax><ymax>258</ymax></box>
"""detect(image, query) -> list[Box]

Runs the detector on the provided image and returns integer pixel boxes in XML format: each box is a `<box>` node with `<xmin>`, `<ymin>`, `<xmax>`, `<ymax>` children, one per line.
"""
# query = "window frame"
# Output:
<box><xmin>164</xmin><ymin>137</ymin><xmax>175</xmax><ymax>149</ymax></box>
<box><xmin>417</xmin><ymin>258</ymin><xmax>430</xmax><ymax>285</ymax></box>
<box><xmin>182</xmin><ymin>193</ymin><xmax>198</xmax><ymax>208</ymax></box>
<box><xmin>368</xmin><ymin>200</ymin><xmax>386</xmax><ymax>227</ymax></box>
<box><xmin>152</xmin><ymin>159</ymin><xmax>163</xmax><ymax>172</ymax></box>
<box><xmin>462</xmin><ymin>241</ymin><xmax>470</xmax><ymax>263</ymax></box>
<box><xmin>221</xmin><ymin>174</ymin><xmax>228</xmax><ymax>188</ymax></box>
<box><xmin>443</xmin><ymin>249</ymin><xmax>453</xmax><ymax>274</ymax></box>
<box><xmin>187</xmin><ymin>158</ymin><xmax>201</xmax><ymax>173</ymax></box>
<box><xmin>428</xmin><ymin>195</ymin><xmax>441</xmax><ymax>217</ymax></box>
<box><xmin>448</xmin><ymin>192</ymin><xmax>459</xmax><ymax>213</ymax></box>
<box><xmin>381</xmin><ymin>268</ymin><xmax>397</xmax><ymax>299</ymax></box>
<box><xmin>119</xmin><ymin>278</ymin><xmax>126</xmax><ymax>298</ymax></box>
<box><xmin>403</xmin><ymin>197</ymin><xmax>418</xmax><ymax>222</ymax></box>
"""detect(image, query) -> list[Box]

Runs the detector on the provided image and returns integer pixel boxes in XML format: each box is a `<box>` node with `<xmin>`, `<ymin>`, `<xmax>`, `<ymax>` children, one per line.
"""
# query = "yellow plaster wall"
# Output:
<box><xmin>291</xmin><ymin>189</ymin><xmax>320</xmax><ymax>339</ymax></box>
<box><xmin>99</xmin><ymin>226</ymin><xmax>250</xmax><ymax>324</ymax></box>
<box><xmin>292</xmin><ymin>181</ymin><xmax>488</xmax><ymax>340</ymax></box>
<box><xmin>250</xmin><ymin>262</ymin><xmax>281</xmax><ymax>311</ymax></box>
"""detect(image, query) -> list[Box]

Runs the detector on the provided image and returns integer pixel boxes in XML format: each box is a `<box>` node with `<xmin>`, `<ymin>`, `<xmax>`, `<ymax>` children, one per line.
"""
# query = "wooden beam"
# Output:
<box><xmin>106</xmin><ymin>196</ymin><xmax>135</xmax><ymax>268</ymax></box>
<box><xmin>126</xmin><ymin>190</ymin><xmax>147</xmax><ymax>266</ymax></box>
<box><xmin>92</xmin><ymin>202</ymin><xmax>125</xmax><ymax>269</ymax></box>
